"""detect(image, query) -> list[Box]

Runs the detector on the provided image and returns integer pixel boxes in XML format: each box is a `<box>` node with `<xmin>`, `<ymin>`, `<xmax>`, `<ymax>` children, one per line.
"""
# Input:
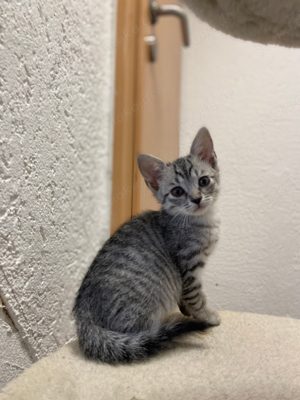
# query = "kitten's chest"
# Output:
<box><xmin>177</xmin><ymin>223</ymin><xmax>219</xmax><ymax>269</ymax></box>
<box><xmin>201</xmin><ymin>225</ymin><xmax>219</xmax><ymax>256</ymax></box>
<box><xmin>194</xmin><ymin>224</ymin><xmax>219</xmax><ymax>253</ymax></box>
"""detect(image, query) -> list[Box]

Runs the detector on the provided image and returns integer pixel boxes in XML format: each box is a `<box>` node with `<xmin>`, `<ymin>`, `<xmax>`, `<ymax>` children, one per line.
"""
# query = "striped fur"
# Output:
<box><xmin>73</xmin><ymin>128</ymin><xmax>221</xmax><ymax>363</ymax></box>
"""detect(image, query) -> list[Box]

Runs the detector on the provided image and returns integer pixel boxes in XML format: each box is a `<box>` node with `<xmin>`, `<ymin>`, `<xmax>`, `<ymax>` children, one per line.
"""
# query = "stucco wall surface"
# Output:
<box><xmin>0</xmin><ymin>305</ymin><xmax>32</xmax><ymax>389</ymax></box>
<box><xmin>0</xmin><ymin>0</ymin><xmax>115</xmax><ymax>388</ymax></box>
<box><xmin>180</xmin><ymin>7</ymin><xmax>300</xmax><ymax>319</ymax></box>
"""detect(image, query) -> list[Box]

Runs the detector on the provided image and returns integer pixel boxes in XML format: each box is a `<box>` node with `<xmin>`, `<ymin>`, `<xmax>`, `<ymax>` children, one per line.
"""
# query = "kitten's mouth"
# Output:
<box><xmin>193</xmin><ymin>204</ymin><xmax>207</xmax><ymax>214</ymax></box>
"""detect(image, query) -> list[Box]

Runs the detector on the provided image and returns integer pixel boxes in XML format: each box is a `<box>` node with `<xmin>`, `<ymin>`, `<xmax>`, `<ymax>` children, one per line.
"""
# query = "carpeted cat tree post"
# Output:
<box><xmin>1</xmin><ymin>1</ymin><xmax>300</xmax><ymax>399</ymax></box>
<box><xmin>181</xmin><ymin>0</ymin><xmax>300</xmax><ymax>48</ymax></box>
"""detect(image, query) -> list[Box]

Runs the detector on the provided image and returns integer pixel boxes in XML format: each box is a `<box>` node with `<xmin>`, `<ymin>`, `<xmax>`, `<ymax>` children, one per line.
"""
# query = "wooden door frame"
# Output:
<box><xmin>111</xmin><ymin>0</ymin><xmax>182</xmax><ymax>234</ymax></box>
<box><xmin>110</xmin><ymin>0</ymin><xmax>140</xmax><ymax>234</ymax></box>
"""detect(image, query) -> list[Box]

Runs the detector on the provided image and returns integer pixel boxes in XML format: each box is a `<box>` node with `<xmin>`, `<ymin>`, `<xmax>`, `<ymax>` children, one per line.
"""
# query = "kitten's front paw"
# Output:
<box><xmin>195</xmin><ymin>307</ymin><xmax>221</xmax><ymax>326</ymax></box>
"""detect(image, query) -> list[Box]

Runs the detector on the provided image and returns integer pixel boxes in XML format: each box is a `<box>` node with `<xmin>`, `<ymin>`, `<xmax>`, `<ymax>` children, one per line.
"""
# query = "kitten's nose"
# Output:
<box><xmin>191</xmin><ymin>197</ymin><xmax>201</xmax><ymax>205</ymax></box>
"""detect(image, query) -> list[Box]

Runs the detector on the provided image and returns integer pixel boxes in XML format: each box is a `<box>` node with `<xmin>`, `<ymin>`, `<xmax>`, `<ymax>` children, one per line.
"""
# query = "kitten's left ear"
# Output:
<box><xmin>137</xmin><ymin>154</ymin><xmax>166</xmax><ymax>192</ymax></box>
<box><xmin>190</xmin><ymin>127</ymin><xmax>217</xmax><ymax>166</ymax></box>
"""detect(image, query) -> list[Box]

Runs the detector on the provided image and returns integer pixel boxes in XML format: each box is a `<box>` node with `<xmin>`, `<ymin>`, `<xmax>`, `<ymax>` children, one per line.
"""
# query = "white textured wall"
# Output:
<box><xmin>180</xmin><ymin>7</ymin><xmax>300</xmax><ymax>319</ymax></box>
<box><xmin>0</xmin><ymin>0</ymin><xmax>115</xmax><ymax>388</ymax></box>
<box><xmin>0</xmin><ymin>300</ymin><xmax>32</xmax><ymax>388</ymax></box>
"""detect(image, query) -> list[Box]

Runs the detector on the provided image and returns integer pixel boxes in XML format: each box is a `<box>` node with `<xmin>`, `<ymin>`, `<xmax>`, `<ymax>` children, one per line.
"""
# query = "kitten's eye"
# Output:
<box><xmin>199</xmin><ymin>176</ymin><xmax>210</xmax><ymax>187</ymax></box>
<box><xmin>171</xmin><ymin>187</ymin><xmax>185</xmax><ymax>197</ymax></box>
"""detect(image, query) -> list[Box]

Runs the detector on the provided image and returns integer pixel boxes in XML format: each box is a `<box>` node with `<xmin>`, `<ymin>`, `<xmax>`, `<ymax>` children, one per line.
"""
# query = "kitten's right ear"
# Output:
<box><xmin>137</xmin><ymin>154</ymin><xmax>166</xmax><ymax>192</ymax></box>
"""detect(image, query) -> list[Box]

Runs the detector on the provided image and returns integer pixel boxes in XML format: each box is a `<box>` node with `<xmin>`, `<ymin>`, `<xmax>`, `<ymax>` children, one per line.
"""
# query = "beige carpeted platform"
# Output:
<box><xmin>1</xmin><ymin>311</ymin><xmax>300</xmax><ymax>400</ymax></box>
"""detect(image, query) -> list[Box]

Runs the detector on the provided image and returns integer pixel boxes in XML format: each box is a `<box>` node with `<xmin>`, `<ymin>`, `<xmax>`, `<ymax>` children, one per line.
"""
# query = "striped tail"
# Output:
<box><xmin>75</xmin><ymin>313</ymin><xmax>210</xmax><ymax>364</ymax></box>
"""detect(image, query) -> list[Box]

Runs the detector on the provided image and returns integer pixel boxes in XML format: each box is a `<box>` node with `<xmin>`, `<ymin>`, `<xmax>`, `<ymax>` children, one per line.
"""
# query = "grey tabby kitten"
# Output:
<box><xmin>73</xmin><ymin>127</ymin><xmax>220</xmax><ymax>363</ymax></box>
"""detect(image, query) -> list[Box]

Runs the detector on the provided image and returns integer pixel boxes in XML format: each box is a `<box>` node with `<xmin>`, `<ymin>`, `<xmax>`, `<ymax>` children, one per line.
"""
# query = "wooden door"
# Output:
<box><xmin>111</xmin><ymin>0</ymin><xmax>186</xmax><ymax>233</ymax></box>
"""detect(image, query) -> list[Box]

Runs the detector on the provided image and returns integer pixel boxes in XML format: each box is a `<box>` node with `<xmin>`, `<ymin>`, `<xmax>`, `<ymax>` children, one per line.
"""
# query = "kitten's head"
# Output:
<box><xmin>137</xmin><ymin>127</ymin><xmax>220</xmax><ymax>216</ymax></box>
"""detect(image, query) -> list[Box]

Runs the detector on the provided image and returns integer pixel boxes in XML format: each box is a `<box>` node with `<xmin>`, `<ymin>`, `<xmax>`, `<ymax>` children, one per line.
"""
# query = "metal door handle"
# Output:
<box><xmin>145</xmin><ymin>35</ymin><xmax>158</xmax><ymax>62</ymax></box>
<box><xmin>150</xmin><ymin>0</ymin><xmax>190</xmax><ymax>46</ymax></box>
